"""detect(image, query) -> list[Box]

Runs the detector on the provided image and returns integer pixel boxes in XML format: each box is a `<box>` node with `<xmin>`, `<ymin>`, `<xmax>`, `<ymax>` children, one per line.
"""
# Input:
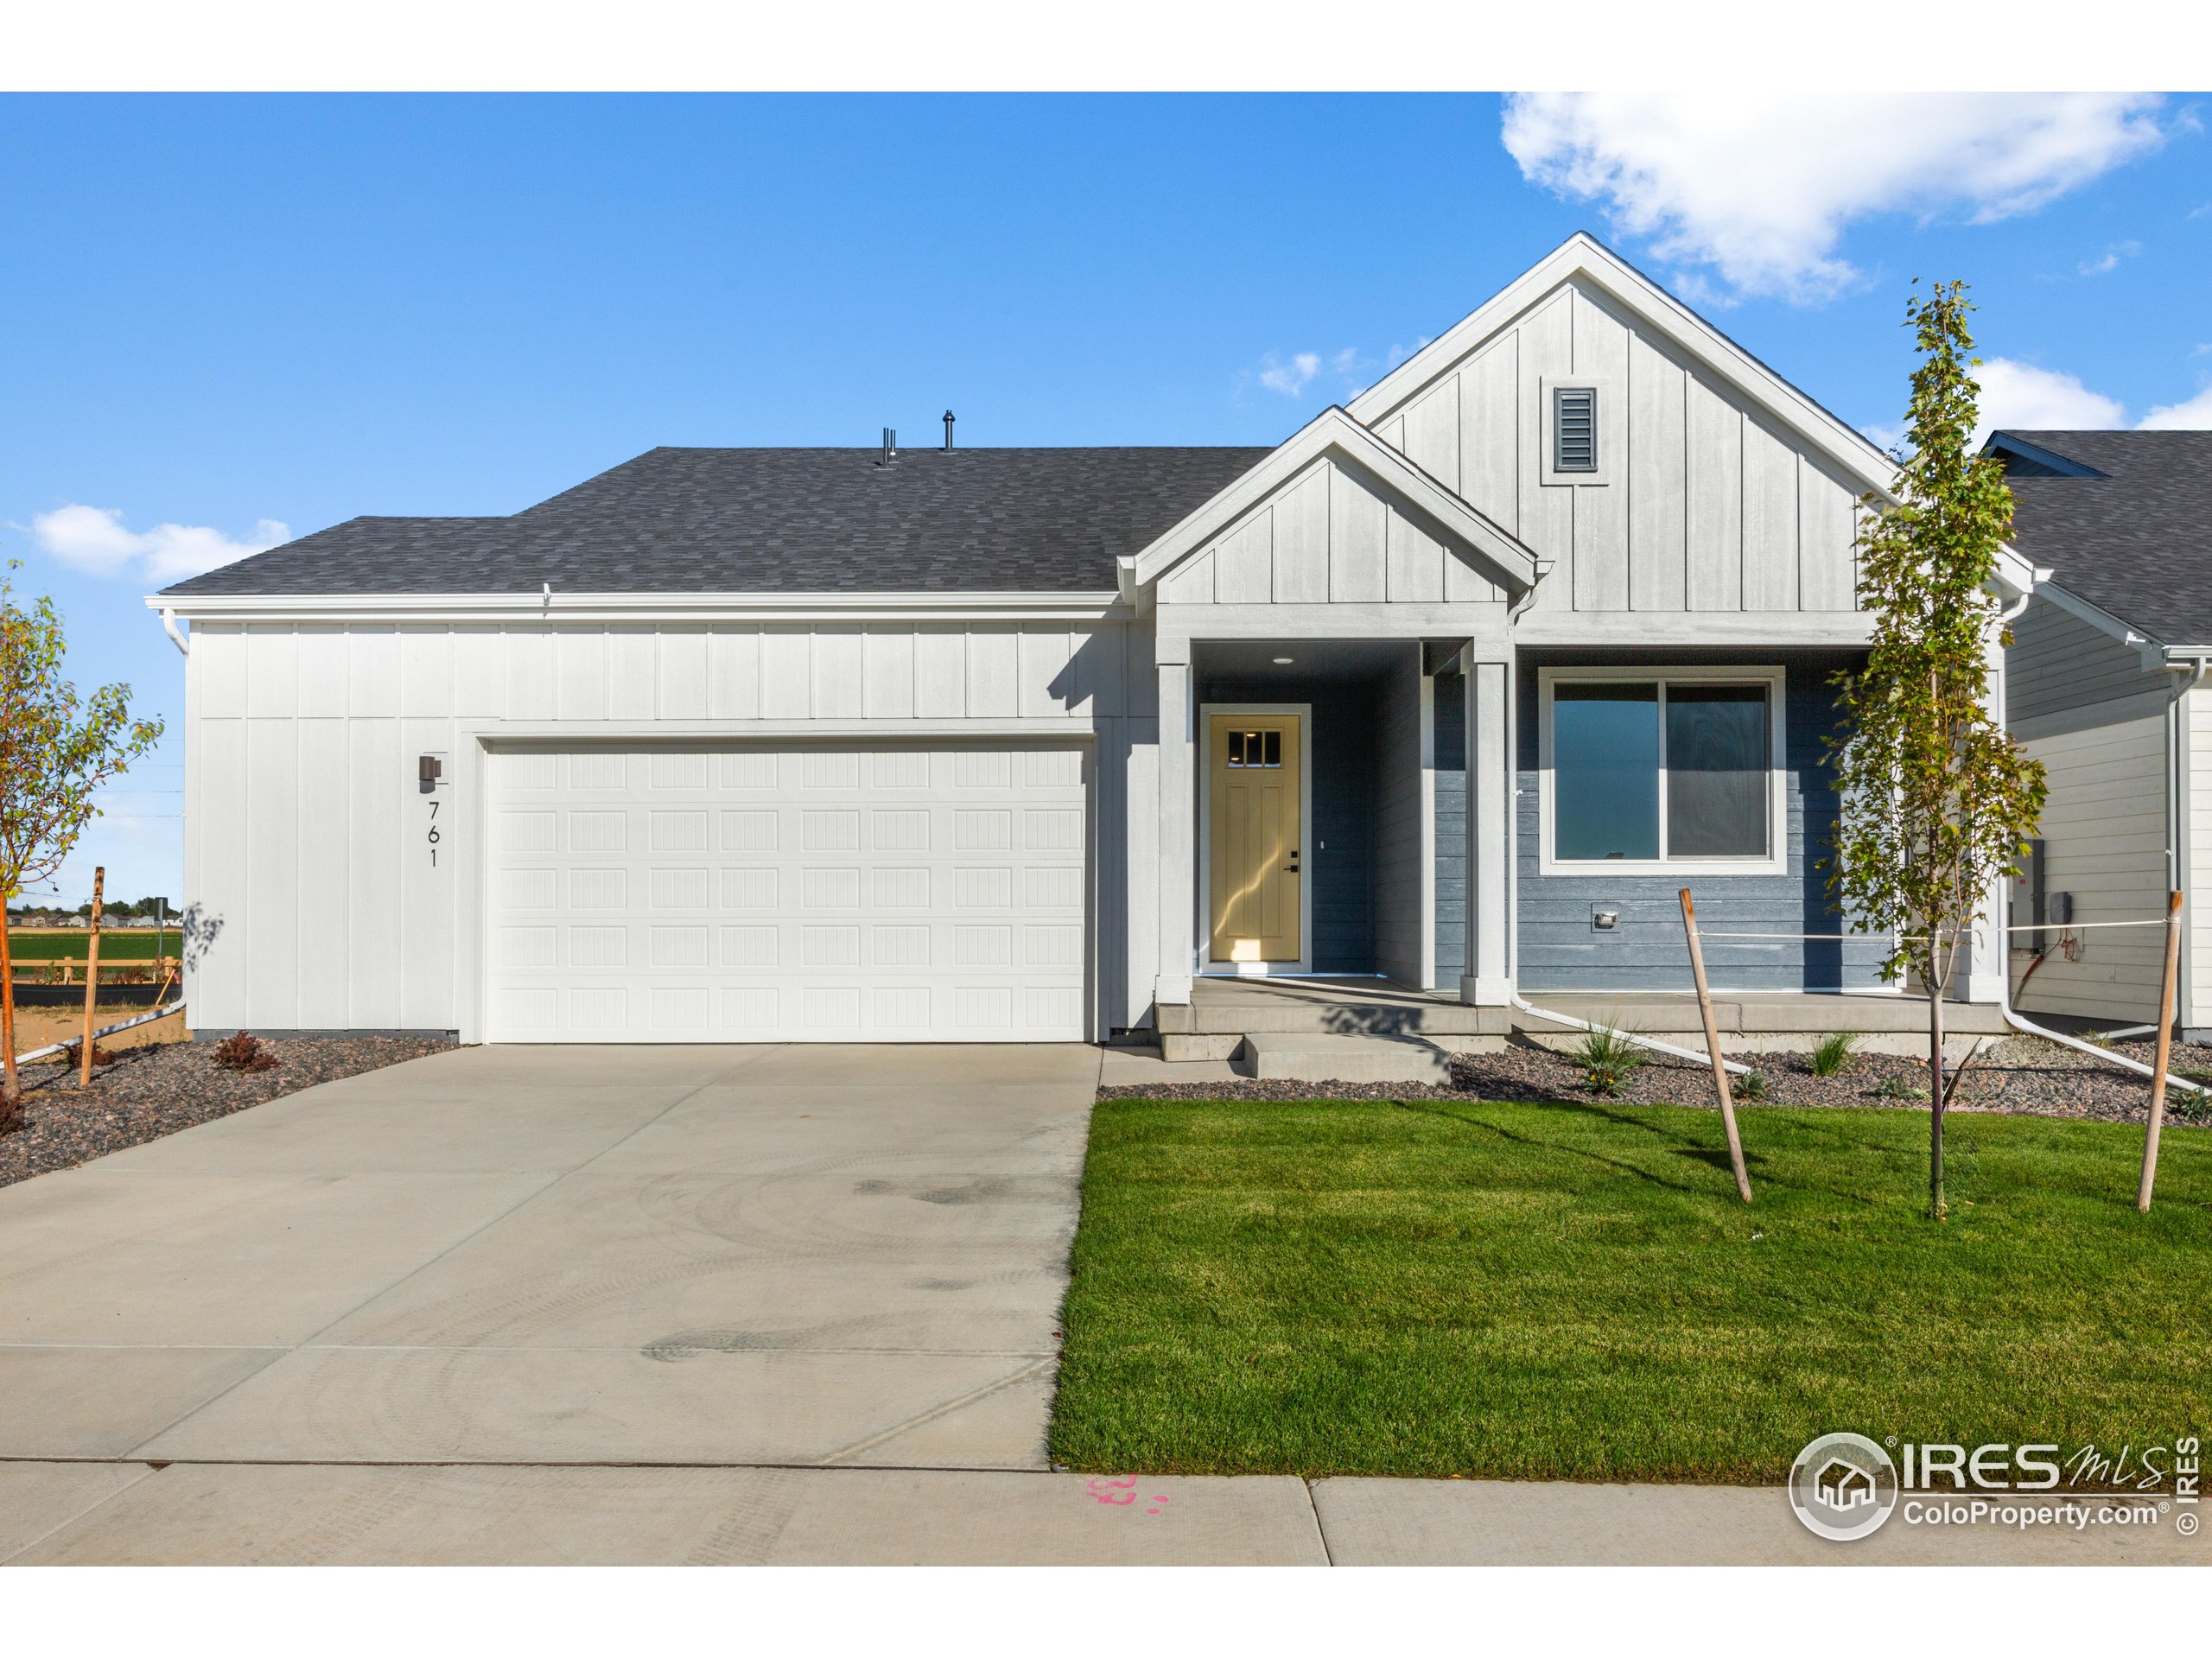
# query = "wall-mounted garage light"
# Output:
<box><xmin>418</xmin><ymin>754</ymin><xmax>443</xmax><ymax>786</ymax></box>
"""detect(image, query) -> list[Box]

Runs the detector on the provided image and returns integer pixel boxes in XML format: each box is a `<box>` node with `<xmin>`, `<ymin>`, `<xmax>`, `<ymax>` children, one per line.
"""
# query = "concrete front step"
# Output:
<box><xmin>1238</xmin><ymin>1032</ymin><xmax>1453</xmax><ymax>1084</ymax></box>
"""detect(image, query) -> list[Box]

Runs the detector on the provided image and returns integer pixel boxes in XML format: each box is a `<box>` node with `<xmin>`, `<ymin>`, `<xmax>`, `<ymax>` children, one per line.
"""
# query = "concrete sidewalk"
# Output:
<box><xmin>5</xmin><ymin>1462</ymin><xmax>2202</xmax><ymax>1565</ymax></box>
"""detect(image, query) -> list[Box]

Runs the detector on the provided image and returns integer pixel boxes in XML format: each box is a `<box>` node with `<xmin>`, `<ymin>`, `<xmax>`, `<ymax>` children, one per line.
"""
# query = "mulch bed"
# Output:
<box><xmin>1100</xmin><ymin>1034</ymin><xmax>2212</xmax><ymax>1128</ymax></box>
<box><xmin>0</xmin><ymin>1033</ymin><xmax>456</xmax><ymax>1188</ymax></box>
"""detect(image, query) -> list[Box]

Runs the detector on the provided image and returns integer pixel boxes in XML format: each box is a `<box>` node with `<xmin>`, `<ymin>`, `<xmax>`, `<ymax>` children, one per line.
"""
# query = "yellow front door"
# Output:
<box><xmin>1208</xmin><ymin>714</ymin><xmax>1303</xmax><ymax>964</ymax></box>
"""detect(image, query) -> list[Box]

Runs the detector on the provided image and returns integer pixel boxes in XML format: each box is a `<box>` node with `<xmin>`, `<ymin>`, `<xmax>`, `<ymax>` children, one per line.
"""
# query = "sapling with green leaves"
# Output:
<box><xmin>1827</xmin><ymin>282</ymin><xmax>2046</xmax><ymax>1220</ymax></box>
<box><xmin>1</xmin><ymin>560</ymin><xmax>164</xmax><ymax>1126</ymax></box>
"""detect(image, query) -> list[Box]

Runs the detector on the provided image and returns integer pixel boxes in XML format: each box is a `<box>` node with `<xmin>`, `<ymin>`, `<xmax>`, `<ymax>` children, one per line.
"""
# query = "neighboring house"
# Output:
<box><xmin>1993</xmin><ymin>429</ymin><xmax>2212</xmax><ymax>1039</ymax></box>
<box><xmin>149</xmin><ymin>234</ymin><xmax>2036</xmax><ymax>1049</ymax></box>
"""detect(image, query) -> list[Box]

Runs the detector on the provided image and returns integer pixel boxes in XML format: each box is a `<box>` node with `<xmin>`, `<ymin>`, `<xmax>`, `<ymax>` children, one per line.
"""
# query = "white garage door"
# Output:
<box><xmin>485</xmin><ymin>744</ymin><xmax>1089</xmax><ymax>1042</ymax></box>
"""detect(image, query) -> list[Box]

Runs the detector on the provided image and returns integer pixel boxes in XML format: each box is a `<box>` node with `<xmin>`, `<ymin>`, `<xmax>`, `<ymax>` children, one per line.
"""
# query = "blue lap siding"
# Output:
<box><xmin>1513</xmin><ymin>649</ymin><xmax>1885</xmax><ymax>993</ymax></box>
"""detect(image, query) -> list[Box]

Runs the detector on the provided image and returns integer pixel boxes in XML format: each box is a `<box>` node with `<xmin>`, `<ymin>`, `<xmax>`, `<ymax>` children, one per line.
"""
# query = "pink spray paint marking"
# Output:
<box><xmin>1085</xmin><ymin>1475</ymin><xmax>1170</xmax><ymax>1516</ymax></box>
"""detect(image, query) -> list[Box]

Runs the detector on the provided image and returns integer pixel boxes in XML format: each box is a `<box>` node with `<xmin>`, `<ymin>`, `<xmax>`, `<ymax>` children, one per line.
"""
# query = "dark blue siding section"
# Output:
<box><xmin>1433</xmin><ymin>670</ymin><xmax>1466</xmax><ymax>986</ymax></box>
<box><xmin>1515</xmin><ymin>650</ymin><xmax>1885</xmax><ymax>992</ymax></box>
<box><xmin>1198</xmin><ymin>676</ymin><xmax>1377</xmax><ymax>976</ymax></box>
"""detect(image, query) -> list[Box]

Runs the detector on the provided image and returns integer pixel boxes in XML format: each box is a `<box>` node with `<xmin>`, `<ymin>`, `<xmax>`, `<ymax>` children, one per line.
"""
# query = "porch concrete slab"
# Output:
<box><xmin>12</xmin><ymin>1465</ymin><xmax>1328</xmax><ymax>1567</ymax></box>
<box><xmin>1243</xmin><ymin>1031</ymin><xmax>1452</xmax><ymax>1084</ymax></box>
<box><xmin>133</xmin><ymin>1345</ymin><xmax>1055</xmax><ymax>1465</ymax></box>
<box><xmin>0</xmin><ymin>1344</ymin><xmax>283</xmax><ymax>1458</ymax></box>
<box><xmin>0</xmin><ymin>1462</ymin><xmax>152</xmax><ymax>1564</ymax></box>
<box><xmin>1097</xmin><ymin>1046</ymin><xmax>1242</xmax><ymax>1087</ymax></box>
<box><xmin>1308</xmin><ymin>1478</ymin><xmax>2210</xmax><ymax>1566</ymax></box>
<box><xmin>0</xmin><ymin>1170</ymin><xmax>558</xmax><ymax>1346</ymax></box>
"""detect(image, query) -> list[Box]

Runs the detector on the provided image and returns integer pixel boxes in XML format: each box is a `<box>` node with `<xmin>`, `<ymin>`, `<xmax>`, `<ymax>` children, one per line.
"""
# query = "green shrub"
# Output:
<box><xmin>1808</xmin><ymin>1030</ymin><xmax>1865</xmax><ymax>1077</ymax></box>
<box><xmin>1572</xmin><ymin>1025</ymin><xmax>1644</xmax><ymax>1097</ymax></box>
<box><xmin>1736</xmin><ymin>1070</ymin><xmax>1769</xmax><ymax>1102</ymax></box>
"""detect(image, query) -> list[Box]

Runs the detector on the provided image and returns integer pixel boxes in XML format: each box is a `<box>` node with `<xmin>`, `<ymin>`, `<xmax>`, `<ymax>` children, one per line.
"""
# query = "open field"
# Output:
<box><xmin>1049</xmin><ymin>1096</ymin><xmax>2212</xmax><ymax>1483</ymax></box>
<box><xmin>6</xmin><ymin>930</ymin><xmax>175</xmax><ymax>962</ymax></box>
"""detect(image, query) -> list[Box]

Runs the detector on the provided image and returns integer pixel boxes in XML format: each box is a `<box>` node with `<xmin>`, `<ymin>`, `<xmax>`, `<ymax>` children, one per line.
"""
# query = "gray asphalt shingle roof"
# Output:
<box><xmin>161</xmin><ymin>445</ymin><xmax>1274</xmax><ymax>597</ymax></box>
<box><xmin>1993</xmin><ymin>429</ymin><xmax>2212</xmax><ymax>646</ymax></box>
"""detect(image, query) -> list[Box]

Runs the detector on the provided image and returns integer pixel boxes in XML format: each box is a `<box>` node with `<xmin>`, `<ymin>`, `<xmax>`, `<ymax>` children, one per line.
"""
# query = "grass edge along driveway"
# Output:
<box><xmin>1047</xmin><ymin>1097</ymin><xmax>2212</xmax><ymax>1484</ymax></box>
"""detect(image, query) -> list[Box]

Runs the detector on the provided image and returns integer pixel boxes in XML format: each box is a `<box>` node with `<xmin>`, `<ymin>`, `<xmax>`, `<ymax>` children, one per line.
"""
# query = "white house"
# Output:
<box><xmin>149</xmin><ymin>234</ymin><xmax>2037</xmax><ymax>1056</ymax></box>
<box><xmin>1994</xmin><ymin>429</ymin><xmax>2212</xmax><ymax>1039</ymax></box>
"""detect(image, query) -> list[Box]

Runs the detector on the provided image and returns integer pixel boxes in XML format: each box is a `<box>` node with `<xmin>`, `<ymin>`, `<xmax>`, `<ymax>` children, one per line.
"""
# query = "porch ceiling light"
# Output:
<box><xmin>1272</xmin><ymin>656</ymin><xmax>1294</xmax><ymax>664</ymax></box>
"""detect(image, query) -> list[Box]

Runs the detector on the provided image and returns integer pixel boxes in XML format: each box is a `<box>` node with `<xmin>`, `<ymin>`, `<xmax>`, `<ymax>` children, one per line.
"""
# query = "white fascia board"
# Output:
<box><xmin>145</xmin><ymin>590</ymin><xmax>1128</xmax><ymax>624</ymax></box>
<box><xmin>1347</xmin><ymin>232</ymin><xmax>1897</xmax><ymax>500</ymax></box>
<box><xmin>1129</xmin><ymin>405</ymin><xmax>1539</xmax><ymax>592</ymax></box>
<box><xmin>2027</xmin><ymin>577</ymin><xmax>2157</xmax><ymax>653</ymax></box>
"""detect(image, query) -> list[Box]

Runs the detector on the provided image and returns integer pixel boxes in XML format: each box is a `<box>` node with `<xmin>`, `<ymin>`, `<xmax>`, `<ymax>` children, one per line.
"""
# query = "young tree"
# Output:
<box><xmin>1</xmin><ymin>560</ymin><xmax>165</xmax><ymax>1127</ymax></box>
<box><xmin>1828</xmin><ymin>282</ymin><xmax>2046</xmax><ymax>1220</ymax></box>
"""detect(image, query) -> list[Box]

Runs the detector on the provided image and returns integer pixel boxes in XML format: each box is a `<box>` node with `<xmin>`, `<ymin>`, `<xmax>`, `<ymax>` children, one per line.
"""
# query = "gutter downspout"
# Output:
<box><xmin>160</xmin><ymin>608</ymin><xmax>188</xmax><ymax>658</ymax></box>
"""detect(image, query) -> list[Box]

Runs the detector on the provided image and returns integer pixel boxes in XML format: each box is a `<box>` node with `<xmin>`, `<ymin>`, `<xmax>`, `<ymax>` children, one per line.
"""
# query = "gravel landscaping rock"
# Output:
<box><xmin>1099</xmin><ymin>1033</ymin><xmax>2212</xmax><ymax>1129</ymax></box>
<box><xmin>0</xmin><ymin>1033</ymin><xmax>456</xmax><ymax>1187</ymax></box>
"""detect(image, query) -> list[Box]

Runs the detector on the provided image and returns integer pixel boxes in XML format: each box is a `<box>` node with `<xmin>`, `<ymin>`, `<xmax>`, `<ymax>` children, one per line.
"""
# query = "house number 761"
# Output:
<box><xmin>427</xmin><ymin>798</ymin><xmax>441</xmax><ymax>867</ymax></box>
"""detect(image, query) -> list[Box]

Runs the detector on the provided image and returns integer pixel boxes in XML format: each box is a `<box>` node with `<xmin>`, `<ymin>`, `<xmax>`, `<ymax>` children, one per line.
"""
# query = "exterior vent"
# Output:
<box><xmin>1554</xmin><ymin>386</ymin><xmax>1597</xmax><ymax>474</ymax></box>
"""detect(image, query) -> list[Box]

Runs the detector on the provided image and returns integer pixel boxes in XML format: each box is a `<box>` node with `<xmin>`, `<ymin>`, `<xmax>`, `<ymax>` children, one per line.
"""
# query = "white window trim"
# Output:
<box><xmin>1539</xmin><ymin>375</ymin><xmax>1618</xmax><ymax>488</ymax></box>
<box><xmin>1196</xmin><ymin>702</ymin><xmax>1314</xmax><ymax>976</ymax></box>
<box><xmin>1536</xmin><ymin>664</ymin><xmax>1788</xmax><ymax>878</ymax></box>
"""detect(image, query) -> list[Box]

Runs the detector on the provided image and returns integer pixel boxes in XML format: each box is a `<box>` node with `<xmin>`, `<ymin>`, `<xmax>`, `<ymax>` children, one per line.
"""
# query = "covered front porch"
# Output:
<box><xmin>1154</xmin><ymin>974</ymin><xmax>2011</xmax><ymax>1064</ymax></box>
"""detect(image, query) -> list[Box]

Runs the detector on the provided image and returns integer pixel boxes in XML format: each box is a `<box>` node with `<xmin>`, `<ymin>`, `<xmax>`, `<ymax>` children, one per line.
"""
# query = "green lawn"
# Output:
<box><xmin>1049</xmin><ymin>1097</ymin><xmax>2212</xmax><ymax>1483</ymax></box>
<box><xmin>6</xmin><ymin>931</ymin><xmax>173</xmax><ymax>962</ymax></box>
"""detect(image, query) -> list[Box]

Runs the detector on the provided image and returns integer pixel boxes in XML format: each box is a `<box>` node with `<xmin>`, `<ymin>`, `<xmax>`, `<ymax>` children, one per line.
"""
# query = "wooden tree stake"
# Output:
<box><xmin>1681</xmin><ymin>888</ymin><xmax>1753</xmax><ymax>1204</ymax></box>
<box><xmin>2138</xmin><ymin>889</ymin><xmax>2184</xmax><ymax>1213</ymax></box>
<box><xmin>78</xmin><ymin>868</ymin><xmax>104</xmax><ymax>1087</ymax></box>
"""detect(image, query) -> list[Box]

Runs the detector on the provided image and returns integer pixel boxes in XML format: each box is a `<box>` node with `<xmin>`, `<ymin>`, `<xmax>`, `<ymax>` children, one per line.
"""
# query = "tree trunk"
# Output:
<box><xmin>1</xmin><ymin>909</ymin><xmax>20</xmax><ymax>1129</ymax></box>
<box><xmin>1928</xmin><ymin>967</ymin><xmax>1948</xmax><ymax>1222</ymax></box>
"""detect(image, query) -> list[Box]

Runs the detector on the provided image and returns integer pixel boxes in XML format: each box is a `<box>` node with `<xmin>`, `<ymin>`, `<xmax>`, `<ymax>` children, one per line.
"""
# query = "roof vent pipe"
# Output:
<box><xmin>879</xmin><ymin>427</ymin><xmax>897</xmax><ymax>466</ymax></box>
<box><xmin>943</xmin><ymin>410</ymin><xmax>955</xmax><ymax>450</ymax></box>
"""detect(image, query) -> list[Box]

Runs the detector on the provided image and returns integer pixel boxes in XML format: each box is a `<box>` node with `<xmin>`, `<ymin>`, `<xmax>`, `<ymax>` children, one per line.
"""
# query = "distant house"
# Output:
<box><xmin>1995</xmin><ymin>431</ymin><xmax>2212</xmax><ymax>1039</ymax></box>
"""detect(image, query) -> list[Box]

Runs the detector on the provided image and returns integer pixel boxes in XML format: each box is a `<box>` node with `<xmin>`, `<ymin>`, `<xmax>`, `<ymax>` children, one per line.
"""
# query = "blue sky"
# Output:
<box><xmin>4</xmin><ymin>92</ymin><xmax>2209</xmax><ymax>906</ymax></box>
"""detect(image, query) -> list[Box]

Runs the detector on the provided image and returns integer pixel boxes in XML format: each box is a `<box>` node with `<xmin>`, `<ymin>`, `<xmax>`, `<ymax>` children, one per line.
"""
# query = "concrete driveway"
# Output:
<box><xmin>0</xmin><ymin>1042</ymin><xmax>1099</xmax><ymax>1469</ymax></box>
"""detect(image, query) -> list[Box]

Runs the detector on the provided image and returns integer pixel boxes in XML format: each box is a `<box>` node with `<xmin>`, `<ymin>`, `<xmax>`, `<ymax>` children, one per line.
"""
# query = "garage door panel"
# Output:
<box><xmin>486</xmin><ymin>744</ymin><xmax>1087</xmax><ymax>1043</ymax></box>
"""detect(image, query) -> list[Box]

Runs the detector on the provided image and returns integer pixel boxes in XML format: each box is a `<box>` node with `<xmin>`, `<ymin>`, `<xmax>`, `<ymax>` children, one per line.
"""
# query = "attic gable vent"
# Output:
<box><xmin>1554</xmin><ymin>385</ymin><xmax>1597</xmax><ymax>474</ymax></box>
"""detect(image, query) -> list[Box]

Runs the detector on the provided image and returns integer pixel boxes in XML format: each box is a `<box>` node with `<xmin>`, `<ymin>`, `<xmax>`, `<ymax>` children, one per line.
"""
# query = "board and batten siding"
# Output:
<box><xmin>1361</xmin><ymin>279</ymin><xmax>1862</xmax><ymax>617</ymax></box>
<box><xmin>1375</xmin><ymin>652</ymin><xmax>1429</xmax><ymax>986</ymax></box>
<box><xmin>2006</xmin><ymin>595</ymin><xmax>2168</xmax><ymax>734</ymax></box>
<box><xmin>181</xmin><ymin>618</ymin><xmax>1153</xmax><ymax>1038</ymax></box>
<box><xmin>2016</xmin><ymin>714</ymin><xmax>2171</xmax><ymax>1026</ymax></box>
<box><xmin>1157</xmin><ymin>454</ymin><xmax>1506</xmax><ymax>608</ymax></box>
<box><xmin>1514</xmin><ymin>652</ymin><xmax>1884</xmax><ymax>993</ymax></box>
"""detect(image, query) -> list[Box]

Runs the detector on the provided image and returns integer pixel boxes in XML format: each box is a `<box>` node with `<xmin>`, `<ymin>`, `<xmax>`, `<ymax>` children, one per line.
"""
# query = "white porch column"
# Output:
<box><xmin>1155</xmin><ymin>653</ymin><xmax>1195</xmax><ymax>1007</ymax></box>
<box><xmin>1462</xmin><ymin>658</ymin><xmax>1512</xmax><ymax>1005</ymax></box>
<box><xmin>1958</xmin><ymin>611</ymin><xmax>2011</xmax><ymax>1003</ymax></box>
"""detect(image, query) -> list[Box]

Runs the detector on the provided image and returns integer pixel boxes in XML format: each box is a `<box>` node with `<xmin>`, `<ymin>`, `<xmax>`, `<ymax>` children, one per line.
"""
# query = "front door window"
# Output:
<box><xmin>1208</xmin><ymin>714</ymin><xmax>1303</xmax><ymax>963</ymax></box>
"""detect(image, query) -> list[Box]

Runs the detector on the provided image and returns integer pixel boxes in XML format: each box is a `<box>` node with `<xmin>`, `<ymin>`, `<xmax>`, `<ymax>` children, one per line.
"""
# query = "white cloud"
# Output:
<box><xmin>1502</xmin><ymin>92</ymin><xmax>2167</xmax><ymax>302</ymax></box>
<box><xmin>30</xmin><ymin>504</ymin><xmax>289</xmax><ymax>584</ymax></box>
<box><xmin>2139</xmin><ymin>385</ymin><xmax>2212</xmax><ymax>429</ymax></box>
<box><xmin>1255</xmin><ymin>351</ymin><xmax>1321</xmax><ymax>397</ymax></box>
<box><xmin>1972</xmin><ymin>358</ymin><xmax>2126</xmax><ymax>448</ymax></box>
<box><xmin>2078</xmin><ymin>239</ymin><xmax>2141</xmax><ymax>276</ymax></box>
